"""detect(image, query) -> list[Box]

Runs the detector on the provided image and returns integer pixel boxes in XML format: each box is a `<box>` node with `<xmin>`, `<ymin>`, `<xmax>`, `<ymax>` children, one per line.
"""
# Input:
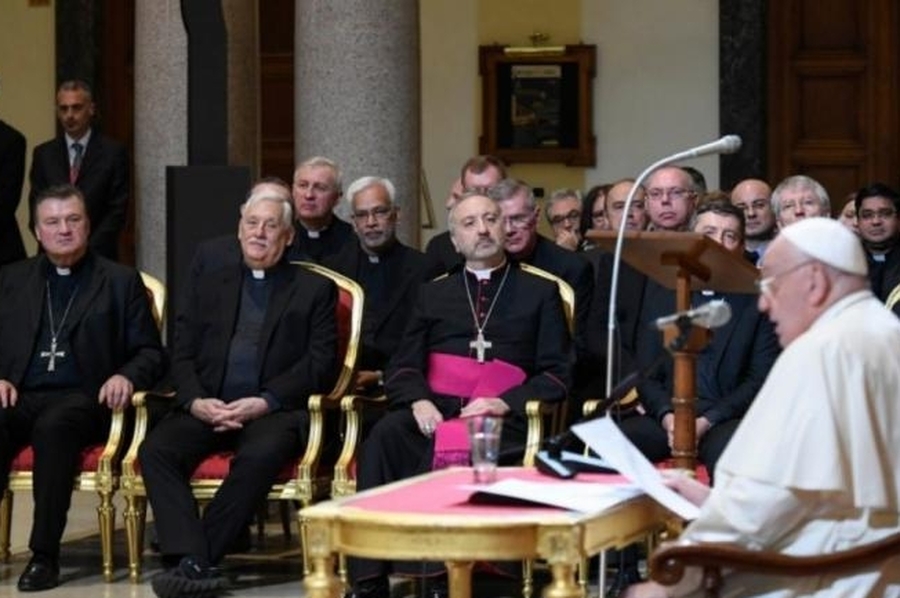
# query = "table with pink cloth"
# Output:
<box><xmin>301</xmin><ymin>466</ymin><xmax>673</xmax><ymax>598</ymax></box>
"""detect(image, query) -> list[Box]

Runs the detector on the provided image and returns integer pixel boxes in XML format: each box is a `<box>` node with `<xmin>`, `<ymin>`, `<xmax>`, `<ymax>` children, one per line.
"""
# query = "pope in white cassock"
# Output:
<box><xmin>625</xmin><ymin>217</ymin><xmax>900</xmax><ymax>598</ymax></box>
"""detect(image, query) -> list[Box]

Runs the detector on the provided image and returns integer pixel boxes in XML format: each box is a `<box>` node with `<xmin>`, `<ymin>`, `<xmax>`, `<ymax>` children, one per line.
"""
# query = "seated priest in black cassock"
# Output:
<box><xmin>286</xmin><ymin>155</ymin><xmax>354</xmax><ymax>262</ymax></box>
<box><xmin>347</xmin><ymin>192</ymin><xmax>573</xmax><ymax>598</ymax></box>
<box><xmin>0</xmin><ymin>184</ymin><xmax>165</xmax><ymax>592</ymax></box>
<box><xmin>324</xmin><ymin>175</ymin><xmax>441</xmax><ymax>394</ymax></box>
<box><xmin>140</xmin><ymin>181</ymin><xmax>338</xmax><ymax>598</ymax></box>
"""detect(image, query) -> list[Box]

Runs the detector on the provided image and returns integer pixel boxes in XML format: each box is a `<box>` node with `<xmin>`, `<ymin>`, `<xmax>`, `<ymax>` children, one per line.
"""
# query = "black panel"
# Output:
<box><xmin>720</xmin><ymin>0</ymin><xmax>767</xmax><ymax>189</ymax></box>
<box><xmin>165</xmin><ymin>165</ymin><xmax>250</xmax><ymax>340</ymax></box>
<box><xmin>181</xmin><ymin>0</ymin><xmax>228</xmax><ymax>165</ymax></box>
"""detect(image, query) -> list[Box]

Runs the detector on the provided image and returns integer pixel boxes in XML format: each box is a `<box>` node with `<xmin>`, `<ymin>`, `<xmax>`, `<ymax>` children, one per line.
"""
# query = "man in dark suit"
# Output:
<box><xmin>141</xmin><ymin>181</ymin><xmax>338</xmax><ymax>598</ymax></box>
<box><xmin>0</xmin><ymin>118</ymin><xmax>26</xmax><ymax>266</ymax></box>
<box><xmin>286</xmin><ymin>155</ymin><xmax>354</xmax><ymax>262</ymax></box>
<box><xmin>0</xmin><ymin>184</ymin><xmax>164</xmax><ymax>591</ymax></box>
<box><xmin>325</xmin><ymin>176</ymin><xmax>440</xmax><ymax>393</ymax></box>
<box><xmin>28</xmin><ymin>80</ymin><xmax>129</xmax><ymax>261</ymax></box>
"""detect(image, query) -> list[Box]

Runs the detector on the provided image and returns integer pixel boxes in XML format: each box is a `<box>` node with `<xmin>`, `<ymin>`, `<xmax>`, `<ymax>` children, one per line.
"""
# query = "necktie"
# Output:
<box><xmin>70</xmin><ymin>142</ymin><xmax>84</xmax><ymax>183</ymax></box>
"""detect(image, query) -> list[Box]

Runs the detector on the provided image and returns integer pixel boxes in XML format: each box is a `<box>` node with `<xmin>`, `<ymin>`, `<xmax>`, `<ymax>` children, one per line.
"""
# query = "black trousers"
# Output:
<box><xmin>0</xmin><ymin>389</ymin><xmax>109</xmax><ymax>558</ymax></box>
<box><xmin>139</xmin><ymin>409</ymin><xmax>307</xmax><ymax>565</ymax></box>
<box><xmin>617</xmin><ymin>414</ymin><xmax>741</xmax><ymax>480</ymax></box>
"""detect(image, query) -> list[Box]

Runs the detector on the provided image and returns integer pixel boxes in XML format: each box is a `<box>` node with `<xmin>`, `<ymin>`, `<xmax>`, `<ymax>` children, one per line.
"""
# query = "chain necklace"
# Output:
<box><xmin>462</xmin><ymin>262</ymin><xmax>511</xmax><ymax>363</ymax></box>
<box><xmin>40</xmin><ymin>280</ymin><xmax>78</xmax><ymax>372</ymax></box>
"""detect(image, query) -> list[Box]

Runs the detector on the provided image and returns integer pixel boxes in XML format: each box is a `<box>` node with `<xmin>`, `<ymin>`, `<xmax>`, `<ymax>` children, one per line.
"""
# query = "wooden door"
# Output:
<box><xmin>767</xmin><ymin>0</ymin><xmax>900</xmax><ymax>211</ymax></box>
<box><xmin>259</xmin><ymin>0</ymin><xmax>295</xmax><ymax>183</ymax></box>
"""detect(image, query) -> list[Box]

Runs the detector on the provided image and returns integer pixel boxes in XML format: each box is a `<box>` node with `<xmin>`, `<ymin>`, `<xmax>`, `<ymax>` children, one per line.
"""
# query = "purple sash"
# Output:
<box><xmin>427</xmin><ymin>353</ymin><xmax>526</xmax><ymax>470</ymax></box>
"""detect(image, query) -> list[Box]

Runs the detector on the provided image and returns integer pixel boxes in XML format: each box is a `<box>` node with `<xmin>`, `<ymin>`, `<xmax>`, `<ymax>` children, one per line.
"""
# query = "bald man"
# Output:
<box><xmin>730</xmin><ymin>178</ymin><xmax>775</xmax><ymax>265</ymax></box>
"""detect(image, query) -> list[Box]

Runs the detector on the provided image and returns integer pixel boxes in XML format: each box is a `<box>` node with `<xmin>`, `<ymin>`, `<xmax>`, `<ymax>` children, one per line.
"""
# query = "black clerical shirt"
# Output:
<box><xmin>22</xmin><ymin>257</ymin><xmax>93</xmax><ymax>390</ymax></box>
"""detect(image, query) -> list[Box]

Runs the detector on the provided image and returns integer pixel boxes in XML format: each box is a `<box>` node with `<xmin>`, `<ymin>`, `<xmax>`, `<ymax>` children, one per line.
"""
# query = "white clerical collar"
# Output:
<box><xmin>367</xmin><ymin>255</ymin><xmax>380</xmax><ymax>264</ymax></box>
<box><xmin>251</xmin><ymin>269</ymin><xmax>265</xmax><ymax>280</ymax></box>
<box><xmin>56</xmin><ymin>267</ymin><xmax>72</xmax><ymax>276</ymax></box>
<box><xmin>466</xmin><ymin>261</ymin><xmax>507</xmax><ymax>282</ymax></box>
<box><xmin>873</xmin><ymin>253</ymin><xmax>887</xmax><ymax>262</ymax></box>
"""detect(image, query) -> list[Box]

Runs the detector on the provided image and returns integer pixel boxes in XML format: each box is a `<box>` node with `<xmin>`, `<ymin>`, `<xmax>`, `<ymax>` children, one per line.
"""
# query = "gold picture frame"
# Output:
<box><xmin>478</xmin><ymin>44</ymin><xmax>596</xmax><ymax>166</ymax></box>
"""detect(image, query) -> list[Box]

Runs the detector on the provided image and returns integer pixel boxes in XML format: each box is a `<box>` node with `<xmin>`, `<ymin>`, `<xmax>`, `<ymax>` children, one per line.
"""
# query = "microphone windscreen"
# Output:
<box><xmin>720</xmin><ymin>135</ymin><xmax>742</xmax><ymax>154</ymax></box>
<box><xmin>700</xmin><ymin>301</ymin><xmax>732</xmax><ymax>328</ymax></box>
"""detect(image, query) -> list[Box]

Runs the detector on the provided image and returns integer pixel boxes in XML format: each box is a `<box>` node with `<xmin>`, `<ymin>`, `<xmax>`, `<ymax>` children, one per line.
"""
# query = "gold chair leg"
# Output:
<box><xmin>0</xmin><ymin>490</ymin><xmax>12</xmax><ymax>563</ymax></box>
<box><xmin>522</xmin><ymin>558</ymin><xmax>534</xmax><ymax>598</ymax></box>
<box><xmin>299</xmin><ymin>510</ymin><xmax>311</xmax><ymax>576</ymax></box>
<box><xmin>123</xmin><ymin>495</ymin><xmax>147</xmax><ymax>582</ymax></box>
<box><xmin>97</xmin><ymin>490</ymin><xmax>116</xmax><ymax>582</ymax></box>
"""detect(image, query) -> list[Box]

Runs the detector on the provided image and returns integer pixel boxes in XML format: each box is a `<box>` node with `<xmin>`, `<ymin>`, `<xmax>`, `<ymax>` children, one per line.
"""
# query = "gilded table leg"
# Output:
<box><xmin>538</xmin><ymin>527</ymin><xmax>583</xmax><ymax>598</ymax></box>
<box><xmin>445</xmin><ymin>560</ymin><xmax>474</xmax><ymax>598</ymax></box>
<box><xmin>543</xmin><ymin>562</ymin><xmax>581</xmax><ymax>598</ymax></box>
<box><xmin>305</xmin><ymin>554</ymin><xmax>340</xmax><ymax>598</ymax></box>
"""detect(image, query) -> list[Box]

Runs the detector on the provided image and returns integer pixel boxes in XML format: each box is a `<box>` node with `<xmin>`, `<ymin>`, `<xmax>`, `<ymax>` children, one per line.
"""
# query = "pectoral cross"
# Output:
<box><xmin>469</xmin><ymin>331</ymin><xmax>492</xmax><ymax>363</ymax></box>
<box><xmin>40</xmin><ymin>338</ymin><xmax>65</xmax><ymax>372</ymax></box>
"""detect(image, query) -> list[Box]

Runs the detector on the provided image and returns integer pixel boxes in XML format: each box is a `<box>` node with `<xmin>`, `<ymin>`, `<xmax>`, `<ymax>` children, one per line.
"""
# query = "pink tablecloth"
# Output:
<box><xmin>345</xmin><ymin>467</ymin><xmax>630</xmax><ymax>516</ymax></box>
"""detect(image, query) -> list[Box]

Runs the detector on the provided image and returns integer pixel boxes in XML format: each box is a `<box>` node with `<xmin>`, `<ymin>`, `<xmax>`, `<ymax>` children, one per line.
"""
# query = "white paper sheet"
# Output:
<box><xmin>465</xmin><ymin>478</ymin><xmax>643</xmax><ymax>513</ymax></box>
<box><xmin>572</xmin><ymin>417</ymin><xmax>701</xmax><ymax>520</ymax></box>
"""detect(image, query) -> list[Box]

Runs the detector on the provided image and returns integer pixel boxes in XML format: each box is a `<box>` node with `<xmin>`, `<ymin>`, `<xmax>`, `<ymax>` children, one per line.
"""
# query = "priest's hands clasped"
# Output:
<box><xmin>190</xmin><ymin>397</ymin><xmax>270</xmax><ymax>432</ymax></box>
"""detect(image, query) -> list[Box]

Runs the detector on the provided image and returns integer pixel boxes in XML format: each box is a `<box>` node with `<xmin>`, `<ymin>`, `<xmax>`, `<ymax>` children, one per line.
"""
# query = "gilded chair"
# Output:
<box><xmin>120</xmin><ymin>262</ymin><xmax>363</xmax><ymax>581</ymax></box>
<box><xmin>649</xmin><ymin>532</ymin><xmax>900</xmax><ymax>598</ymax></box>
<box><xmin>0</xmin><ymin>271</ymin><xmax>166</xmax><ymax>582</ymax></box>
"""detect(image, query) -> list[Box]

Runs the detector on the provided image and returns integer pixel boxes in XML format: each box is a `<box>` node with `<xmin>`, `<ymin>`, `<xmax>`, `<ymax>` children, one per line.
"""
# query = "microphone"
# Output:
<box><xmin>654</xmin><ymin>300</ymin><xmax>732</xmax><ymax>331</ymax></box>
<box><xmin>663</xmin><ymin>135</ymin><xmax>742</xmax><ymax>163</ymax></box>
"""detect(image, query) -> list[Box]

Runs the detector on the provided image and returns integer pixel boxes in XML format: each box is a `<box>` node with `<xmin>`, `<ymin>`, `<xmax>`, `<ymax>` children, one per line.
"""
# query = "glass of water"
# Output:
<box><xmin>467</xmin><ymin>414</ymin><xmax>503</xmax><ymax>483</ymax></box>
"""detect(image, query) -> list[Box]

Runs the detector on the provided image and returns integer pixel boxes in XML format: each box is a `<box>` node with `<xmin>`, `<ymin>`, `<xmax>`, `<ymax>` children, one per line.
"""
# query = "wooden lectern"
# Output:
<box><xmin>589</xmin><ymin>230</ymin><xmax>758</xmax><ymax>470</ymax></box>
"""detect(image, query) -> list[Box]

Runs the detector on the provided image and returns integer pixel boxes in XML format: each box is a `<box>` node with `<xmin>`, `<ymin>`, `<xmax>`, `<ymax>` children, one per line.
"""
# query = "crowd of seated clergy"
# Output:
<box><xmin>7</xmin><ymin>145</ymin><xmax>900</xmax><ymax>598</ymax></box>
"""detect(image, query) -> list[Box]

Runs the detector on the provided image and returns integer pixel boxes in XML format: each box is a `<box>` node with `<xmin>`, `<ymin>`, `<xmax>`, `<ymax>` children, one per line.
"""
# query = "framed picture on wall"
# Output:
<box><xmin>478</xmin><ymin>44</ymin><xmax>596</xmax><ymax>166</ymax></box>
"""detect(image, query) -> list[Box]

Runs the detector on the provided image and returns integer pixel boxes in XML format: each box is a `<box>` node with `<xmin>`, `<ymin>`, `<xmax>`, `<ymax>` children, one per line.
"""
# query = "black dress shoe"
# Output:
<box><xmin>17</xmin><ymin>556</ymin><xmax>60</xmax><ymax>592</ymax></box>
<box><xmin>151</xmin><ymin>555</ymin><xmax>227</xmax><ymax>598</ymax></box>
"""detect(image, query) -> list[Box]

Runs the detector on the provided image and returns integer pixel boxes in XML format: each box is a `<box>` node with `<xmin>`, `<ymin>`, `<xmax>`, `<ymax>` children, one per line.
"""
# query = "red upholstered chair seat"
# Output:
<box><xmin>10</xmin><ymin>444</ymin><xmax>105</xmax><ymax>473</ymax></box>
<box><xmin>190</xmin><ymin>452</ymin><xmax>295</xmax><ymax>483</ymax></box>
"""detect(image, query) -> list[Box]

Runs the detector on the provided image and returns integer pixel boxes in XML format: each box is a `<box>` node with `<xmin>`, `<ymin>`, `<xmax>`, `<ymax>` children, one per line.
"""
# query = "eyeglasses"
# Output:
<box><xmin>502</xmin><ymin>213</ymin><xmax>535</xmax><ymax>230</ymax></box>
<box><xmin>351</xmin><ymin>206</ymin><xmax>393</xmax><ymax>222</ymax></box>
<box><xmin>548</xmin><ymin>210</ymin><xmax>582</xmax><ymax>226</ymax></box>
<box><xmin>646</xmin><ymin>187</ymin><xmax>693</xmax><ymax>202</ymax></box>
<box><xmin>756</xmin><ymin>260</ymin><xmax>814</xmax><ymax>296</ymax></box>
<box><xmin>858</xmin><ymin>208</ymin><xmax>897</xmax><ymax>221</ymax></box>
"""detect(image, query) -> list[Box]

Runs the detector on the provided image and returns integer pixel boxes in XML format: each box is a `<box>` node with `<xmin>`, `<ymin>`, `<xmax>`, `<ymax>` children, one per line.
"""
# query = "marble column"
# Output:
<box><xmin>294</xmin><ymin>0</ymin><xmax>421</xmax><ymax>246</ymax></box>
<box><xmin>223</xmin><ymin>0</ymin><xmax>260</xmax><ymax>177</ymax></box>
<box><xmin>134</xmin><ymin>1</ymin><xmax>188</xmax><ymax>280</ymax></box>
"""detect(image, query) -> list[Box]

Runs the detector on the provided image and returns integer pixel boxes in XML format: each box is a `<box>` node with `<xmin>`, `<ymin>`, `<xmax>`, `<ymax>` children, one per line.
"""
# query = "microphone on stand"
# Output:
<box><xmin>654</xmin><ymin>300</ymin><xmax>732</xmax><ymax>331</ymax></box>
<box><xmin>603</xmin><ymin>135</ymin><xmax>743</xmax><ymax>402</ymax></box>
